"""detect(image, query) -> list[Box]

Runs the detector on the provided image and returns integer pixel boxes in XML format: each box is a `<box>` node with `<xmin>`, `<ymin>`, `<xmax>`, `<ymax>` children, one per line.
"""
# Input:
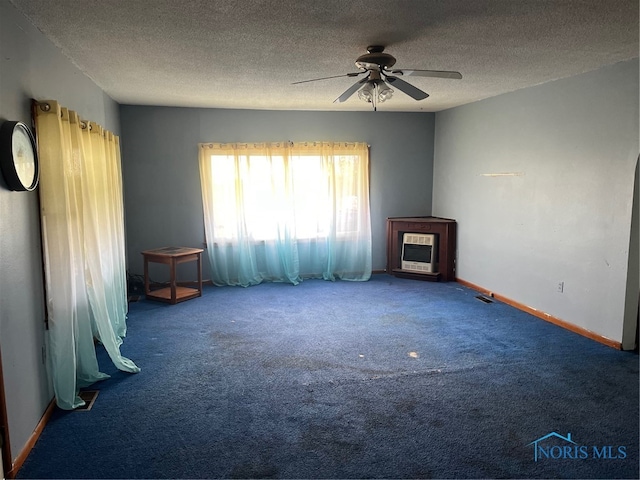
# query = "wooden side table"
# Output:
<box><xmin>141</xmin><ymin>247</ymin><xmax>204</xmax><ymax>304</ymax></box>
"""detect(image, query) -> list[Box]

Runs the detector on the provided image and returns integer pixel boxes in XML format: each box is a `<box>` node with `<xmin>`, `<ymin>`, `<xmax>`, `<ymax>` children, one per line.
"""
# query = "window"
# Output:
<box><xmin>198</xmin><ymin>141</ymin><xmax>372</xmax><ymax>286</ymax></box>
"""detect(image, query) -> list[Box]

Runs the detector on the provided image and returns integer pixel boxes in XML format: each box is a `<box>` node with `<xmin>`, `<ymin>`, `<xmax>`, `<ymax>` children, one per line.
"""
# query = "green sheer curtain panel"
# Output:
<box><xmin>35</xmin><ymin>101</ymin><xmax>139</xmax><ymax>410</ymax></box>
<box><xmin>199</xmin><ymin>141</ymin><xmax>372</xmax><ymax>286</ymax></box>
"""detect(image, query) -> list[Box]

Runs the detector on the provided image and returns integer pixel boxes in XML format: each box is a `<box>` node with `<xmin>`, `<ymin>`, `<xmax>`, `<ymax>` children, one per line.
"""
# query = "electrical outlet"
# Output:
<box><xmin>557</xmin><ymin>281</ymin><xmax>564</xmax><ymax>293</ymax></box>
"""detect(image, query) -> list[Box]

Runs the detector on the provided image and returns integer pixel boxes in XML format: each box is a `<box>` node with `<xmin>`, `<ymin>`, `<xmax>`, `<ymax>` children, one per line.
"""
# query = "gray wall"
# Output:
<box><xmin>119</xmin><ymin>107</ymin><xmax>435</xmax><ymax>277</ymax></box>
<box><xmin>433</xmin><ymin>59</ymin><xmax>639</xmax><ymax>346</ymax></box>
<box><xmin>0</xmin><ymin>0</ymin><xmax>120</xmax><ymax>465</ymax></box>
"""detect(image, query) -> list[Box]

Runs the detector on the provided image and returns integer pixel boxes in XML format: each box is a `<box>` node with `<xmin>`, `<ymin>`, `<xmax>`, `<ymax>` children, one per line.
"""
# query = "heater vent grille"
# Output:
<box><xmin>404</xmin><ymin>234</ymin><xmax>433</xmax><ymax>245</ymax></box>
<box><xmin>405</xmin><ymin>263</ymin><xmax>431</xmax><ymax>272</ymax></box>
<box><xmin>76</xmin><ymin>390</ymin><xmax>99</xmax><ymax>411</ymax></box>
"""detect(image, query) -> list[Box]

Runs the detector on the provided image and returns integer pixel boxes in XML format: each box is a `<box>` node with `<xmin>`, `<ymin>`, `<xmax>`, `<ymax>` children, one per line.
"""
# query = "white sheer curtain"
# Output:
<box><xmin>199</xmin><ymin>141</ymin><xmax>372</xmax><ymax>286</ymax></box>
<box><xmin>35</xmin><ymin>100</ymin><xmax>139</xmax><ymax>410</ymax></box>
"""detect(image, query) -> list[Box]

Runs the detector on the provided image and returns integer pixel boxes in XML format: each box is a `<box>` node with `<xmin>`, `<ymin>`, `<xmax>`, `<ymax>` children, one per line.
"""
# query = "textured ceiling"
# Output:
<box><xmin>10</xmin><ymin>0</ymin><xmax>639</xmax><ymax>112</ymax></box>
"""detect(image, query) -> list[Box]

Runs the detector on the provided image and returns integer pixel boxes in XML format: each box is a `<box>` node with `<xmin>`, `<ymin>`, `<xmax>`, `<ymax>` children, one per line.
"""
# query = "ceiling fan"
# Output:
<box><xmin>293</xmin><ymin>46</ymin><xmax>462</xmax><ymax>110</ymax></box>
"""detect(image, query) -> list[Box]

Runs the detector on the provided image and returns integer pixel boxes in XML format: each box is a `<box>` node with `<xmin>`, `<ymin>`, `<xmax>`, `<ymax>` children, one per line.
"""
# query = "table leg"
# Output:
<box><xmin>144</xmin><ymin>257</ymin><xmax>150</xmax><ymax>295</ymax></box>
<box><xmin>197</xmin><ymin>253</ymin><xmax>202</xmax><ymax>297</ymax></box>
<box><xmin>170</xmin><ymin>258</ymin><xmax>177</xmax><ymax>304</ymax></box>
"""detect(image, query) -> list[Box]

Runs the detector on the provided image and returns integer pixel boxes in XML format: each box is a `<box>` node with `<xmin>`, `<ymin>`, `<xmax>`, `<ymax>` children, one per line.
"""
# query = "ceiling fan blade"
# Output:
<box><xmin>292</xmin><ymin>72</ymin><xmax>365</xmax><ymax>85</ymax></box>
<box><xmin>333</xmin><ymin>76</ymin><xmax>370</xmax><ymax>103</ymax></box>
<box><xmin>389</xmin><ymin>69</ymin><xmax>462</xmax><ymax>80</ymax></box>
<box><xmin>384</xmin><ymin>75</ymin><xmax>429</xmax><ymax>101</ymax></box>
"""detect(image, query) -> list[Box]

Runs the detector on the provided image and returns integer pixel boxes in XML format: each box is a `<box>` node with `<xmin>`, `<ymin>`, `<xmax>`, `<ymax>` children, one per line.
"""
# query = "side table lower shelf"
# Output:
<box><xmin>145</xmin><ymin>286</ymin><xmax>201</xmax><ymax>304</ymax></box>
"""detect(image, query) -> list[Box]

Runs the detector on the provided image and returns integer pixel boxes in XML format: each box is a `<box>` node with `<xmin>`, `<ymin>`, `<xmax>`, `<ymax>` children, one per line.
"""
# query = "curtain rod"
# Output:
<box><xmin>36</xmin><ymin>101</ymin><xmax>102</xmax><ymax>132</ymax></box>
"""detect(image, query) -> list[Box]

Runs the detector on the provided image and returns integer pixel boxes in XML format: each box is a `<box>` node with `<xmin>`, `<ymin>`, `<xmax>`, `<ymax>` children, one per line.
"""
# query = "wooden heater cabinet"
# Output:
<box><xmin>386</xmin><ymin>216</ymin><xmax>457</xmax><ymax>282</ymax></box>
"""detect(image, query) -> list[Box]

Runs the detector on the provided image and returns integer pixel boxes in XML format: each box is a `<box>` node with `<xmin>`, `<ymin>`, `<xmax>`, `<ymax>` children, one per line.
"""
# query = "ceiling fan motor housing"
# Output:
<box><xmin>355</xmin><ymin>46</ymin><xmax>396</xmax><ymax>71</ymax></box>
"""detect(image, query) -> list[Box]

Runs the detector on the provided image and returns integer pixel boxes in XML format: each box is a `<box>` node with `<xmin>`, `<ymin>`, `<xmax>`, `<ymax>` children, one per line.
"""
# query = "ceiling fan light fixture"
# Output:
<box><xmin>377</xmin><ymin>81</ymin><xmax>394</xmax><ymax>103</ymax></box>
<box><xmin>357</xmin><ymin>82</ymin><xmax>375</xmax><ymax>102</ymax></box>
<box><xmin>357</xmin><ymin>80</ymin><xmax>394</xmax><ymax>107</ymax></box>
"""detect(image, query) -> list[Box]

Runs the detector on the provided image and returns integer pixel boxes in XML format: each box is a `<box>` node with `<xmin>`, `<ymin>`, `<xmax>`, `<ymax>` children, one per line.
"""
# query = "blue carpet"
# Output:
<box><xmin>17</xmin><ymin>275</ymin><xmax>639</xmax><ymax>479</ymax></box>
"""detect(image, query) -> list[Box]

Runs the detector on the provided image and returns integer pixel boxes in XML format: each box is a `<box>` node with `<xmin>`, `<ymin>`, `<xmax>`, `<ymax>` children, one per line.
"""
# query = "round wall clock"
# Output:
<box><xmin>0</xmin><ymin>120</ymin><xmax>39</xmax><ymax>192</ymax></box>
